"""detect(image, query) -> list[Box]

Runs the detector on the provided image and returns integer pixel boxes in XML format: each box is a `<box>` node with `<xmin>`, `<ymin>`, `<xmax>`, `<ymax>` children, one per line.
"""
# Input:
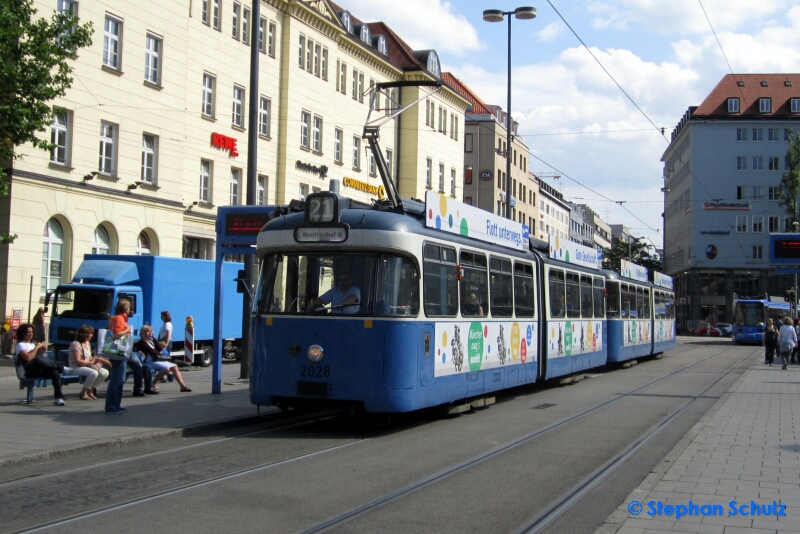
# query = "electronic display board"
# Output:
<box><xmin>769</xmin><ymin>233</ymin><xmax>800</xmax><ymax>264</ymax></box>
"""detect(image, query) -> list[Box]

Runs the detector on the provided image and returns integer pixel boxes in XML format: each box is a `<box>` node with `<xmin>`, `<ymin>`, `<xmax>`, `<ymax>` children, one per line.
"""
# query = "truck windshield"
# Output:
<box><xmin>256</xmin><ymin>253</ymin><xmax>419</xmax><ymax>316</ymax></box>
<box><xmin>53</xmin><ymin>287</ymin><xmax>114</xmax><ymax>319</ymax></box>
<box><xmin>733</xmin><ymin>302</ymin><xmax>764</xmax><ymax>326</ymax></box>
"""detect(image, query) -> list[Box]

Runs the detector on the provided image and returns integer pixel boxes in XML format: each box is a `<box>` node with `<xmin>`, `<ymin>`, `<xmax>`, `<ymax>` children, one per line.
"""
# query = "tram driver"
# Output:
<box><xmin>313</xmin><ymin>271</ymin><xmax>361</xmax><ymax>314</ymax></box>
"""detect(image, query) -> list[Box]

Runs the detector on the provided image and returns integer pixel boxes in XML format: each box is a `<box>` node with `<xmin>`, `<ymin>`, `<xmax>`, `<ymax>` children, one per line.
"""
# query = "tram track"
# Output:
<box><xmin>4</xmin><ymin>342</ymin><xmax>744</xmax><ymax>534</ymax></box>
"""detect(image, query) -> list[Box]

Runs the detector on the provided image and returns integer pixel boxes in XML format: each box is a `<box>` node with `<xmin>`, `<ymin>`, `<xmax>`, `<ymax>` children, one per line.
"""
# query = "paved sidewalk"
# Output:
<box><xmin>598</xmin><ymin>357</ymin><xmax>800</xmax><ymax>533</ymax></box>
<box><xmin>0</xmin><ymin>356</ymin><xmax>268</xmax><ymax>469</ymax></box>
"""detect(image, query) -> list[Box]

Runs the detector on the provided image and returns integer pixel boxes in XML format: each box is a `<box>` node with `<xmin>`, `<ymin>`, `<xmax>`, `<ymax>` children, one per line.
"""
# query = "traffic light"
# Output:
<box><xmin>786</xmin><ymin>288</ymin><xmax>797</xmax><ymax>302</ymax></box>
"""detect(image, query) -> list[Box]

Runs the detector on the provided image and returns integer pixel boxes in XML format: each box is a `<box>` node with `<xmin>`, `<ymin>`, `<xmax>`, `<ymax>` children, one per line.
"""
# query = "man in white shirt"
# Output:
<box><xmin>314</xmin><ymin>272</ymin><xmax>360</xmax><ymax>314</ymax></box>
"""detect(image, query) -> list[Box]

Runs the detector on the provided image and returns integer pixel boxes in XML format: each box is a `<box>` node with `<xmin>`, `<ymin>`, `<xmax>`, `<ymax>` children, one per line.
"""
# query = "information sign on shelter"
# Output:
<box><xmin>424</xmin><ymin>191</ymin><xmax>528</xmax><ymax>251</ymax></box>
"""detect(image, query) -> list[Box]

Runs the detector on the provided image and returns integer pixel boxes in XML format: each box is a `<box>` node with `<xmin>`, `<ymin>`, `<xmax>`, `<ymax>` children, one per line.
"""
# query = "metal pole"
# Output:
<box><xmin>505</xmin><ymin>15</ymin><xmax>513</xmax><ymax>221</ymax></box>
<box><xmin>239</xmin><ymin>0</ymin><xmax>260</xmax><ymax>380</ymax></box>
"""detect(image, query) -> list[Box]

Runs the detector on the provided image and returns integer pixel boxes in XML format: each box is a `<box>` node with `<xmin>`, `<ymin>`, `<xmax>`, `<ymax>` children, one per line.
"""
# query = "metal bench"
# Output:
<box><xmin>16</xmin><ymin>351</ymin><xmax>85</xmax><ymax>404</ymax></box>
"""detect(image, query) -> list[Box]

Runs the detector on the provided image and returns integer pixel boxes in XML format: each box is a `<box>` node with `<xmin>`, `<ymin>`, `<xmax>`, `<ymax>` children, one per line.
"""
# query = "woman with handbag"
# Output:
<box><xmin>15</xmin><ymin>323</ymin><xmax>66</xmax><ymax>406</ymax></box>
<box><xmin>68</xmin><ymin>325</ymin><xmax>111</xmax><ymax>400</ymax></box>
<box><xmin>778</xmin><ymin>316</ymin><xmax>797</xmax><ymax>370</ymax></box>
<box><xmin>104</xmin><ymin>299</ymin><xmax>132</xmax><ymax>413</ymax></box>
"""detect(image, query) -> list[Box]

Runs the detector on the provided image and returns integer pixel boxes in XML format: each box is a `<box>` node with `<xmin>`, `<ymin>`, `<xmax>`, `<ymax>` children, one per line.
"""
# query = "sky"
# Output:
<box><xmin>340</xmin><ymin>0</ymin><xmax>800</xmax><ymax>252</ymax></box>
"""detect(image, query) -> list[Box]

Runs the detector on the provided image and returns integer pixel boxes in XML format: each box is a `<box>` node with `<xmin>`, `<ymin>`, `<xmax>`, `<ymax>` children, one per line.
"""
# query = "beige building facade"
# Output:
<box><xmin>3</xmin><ymin>0</ymin><xmax>467</xmax><ymax>321</ymax></box>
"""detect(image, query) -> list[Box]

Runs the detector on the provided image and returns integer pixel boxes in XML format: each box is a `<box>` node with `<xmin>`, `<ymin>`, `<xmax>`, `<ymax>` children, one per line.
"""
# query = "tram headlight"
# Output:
<box><xmin>307</xmin><ymin>344</ymin><xmax>324</xmax><ymax>362</ymax></box>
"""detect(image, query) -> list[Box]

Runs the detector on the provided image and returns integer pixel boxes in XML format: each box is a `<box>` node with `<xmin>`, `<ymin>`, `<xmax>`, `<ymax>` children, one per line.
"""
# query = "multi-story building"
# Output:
<box><xmin>536</xmin><ymin>176</ymin><xmax>569</xmax><ymax>241</ymax></box>
<box><xmin>567</xmin><ymin>202</ymin><xmax>594</xmax><ymax>247</ymax></box>
<box><xmin>2</xmin><ymin>0</ymin><xmax>467</xmax><ymax>320</ymax></box>
<box><xmin>443</xmin><ymin>74</ymin><xmax>536</xmax><ymax>227</ymax></box>
<box><xmin>662</xmin><ymin>73</ymin><xmax>800</xmax><ymax>329</ymax></box>
<box><xmin>581</xmin><ymin>204</ymin><xmax>610</xmax><ymax>251</ymax></box>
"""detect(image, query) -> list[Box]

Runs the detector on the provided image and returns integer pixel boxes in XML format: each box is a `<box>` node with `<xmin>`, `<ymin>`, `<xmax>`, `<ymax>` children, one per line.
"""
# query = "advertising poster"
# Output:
<box><xmin>434</xmin><ymin>321</ymin><xmax>538</xmax><ymax>377</ymax></box>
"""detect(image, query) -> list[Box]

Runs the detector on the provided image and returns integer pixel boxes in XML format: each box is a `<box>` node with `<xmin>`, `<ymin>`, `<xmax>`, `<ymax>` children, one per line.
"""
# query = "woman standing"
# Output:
<box><xmin>762</xmin><ymin>318</ymin><xmax>778</xmax><ymax>366</ymax></box>
<box><xmin>105</xmin><ymin>299</ymin><xmax>132</xmax><ymax>413</ymax></box>
<box><xmin>32</xmin><ymin>307</ymin><xmax>46</xmax><ymax>343</ymax></box>
<box><xmin>157</xmin><ymin>311</ymin><xmax>173</xmax><ymax>354</ymax></box>
<box><xmin>778</xmin><ymin>316</ymin><xmax>797</xmax><ymax>370</ymax></box>
<box><xmin>68</xmin><ymin>325</ymin><xmax>110</xmax><ymax>400</ymax></box>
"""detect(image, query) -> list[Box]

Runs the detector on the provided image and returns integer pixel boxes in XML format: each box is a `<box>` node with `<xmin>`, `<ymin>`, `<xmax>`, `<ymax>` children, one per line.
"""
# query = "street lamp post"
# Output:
<box><xmin>483</xmin><ymin>6</ymin><xmax>536</xmax><ymax>221</ymax></box>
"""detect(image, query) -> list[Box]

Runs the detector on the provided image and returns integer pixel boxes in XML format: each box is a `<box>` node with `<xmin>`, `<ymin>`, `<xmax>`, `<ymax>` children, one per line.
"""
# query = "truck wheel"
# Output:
<box><xmin>196</xmin><ymin>344</ymin><xmax>213</xmax><ymax>367</ymax></box>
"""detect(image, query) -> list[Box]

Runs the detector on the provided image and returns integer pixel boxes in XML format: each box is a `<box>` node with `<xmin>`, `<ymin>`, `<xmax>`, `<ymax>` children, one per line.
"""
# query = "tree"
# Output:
<box><xmin>0</xmin><ymin>0</ymin><xmax>93</xmax><ymax>241</ymax></box>
<box><xmin>779</xmin><ymin>129</ymin><xmax>800</xmax><ymax>229</ymax></box>
<box><xmin>602</xmin><ymin>238</ymin><xmax>663</xmax><ymax>274</ymax></box>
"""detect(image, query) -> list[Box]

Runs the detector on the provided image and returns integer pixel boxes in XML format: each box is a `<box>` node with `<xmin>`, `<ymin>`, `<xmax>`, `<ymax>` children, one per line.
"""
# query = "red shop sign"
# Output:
<box><xmin>211</xmin><ymin>133</ymin><xmax>239</xmax><ymax>157</ymax></box>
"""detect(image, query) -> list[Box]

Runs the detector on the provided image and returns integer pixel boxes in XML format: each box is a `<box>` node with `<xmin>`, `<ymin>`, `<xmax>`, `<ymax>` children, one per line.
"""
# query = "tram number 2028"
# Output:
<box><xmin>300</xmin><ymin>365</ymin><xmax>331</xmax><ymax>378</ymax></box>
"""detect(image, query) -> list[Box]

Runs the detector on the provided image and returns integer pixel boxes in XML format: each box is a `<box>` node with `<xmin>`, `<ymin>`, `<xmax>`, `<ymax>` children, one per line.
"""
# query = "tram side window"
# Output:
<box><xmin>514</xmin><ymin>262</ymin><xmax>535</xmax><ymax>318</ymax></box>
<box><xmin>621</xmin><ymin>284</ymin><xmax>631</xmax><ymax>318</ymax></box>
<box><xmin>593</xmin><ymin>278</ymin><xmax>605</xmax><ymax>318</ymax></box>
<box><xmin>489</xmin><ymin>257</ymin><xmax>513</xmax><ymax>317</ymax></box>
<box><xmin>635</xmin><ymin>286</ymin><xmax>644</xmax><ymax>319</ymax></box>
<box><xmin>423</xmin><ymin>243</ymin><xmax>458</xmax><ymax>316</ymax></box>
<box><xmin>376</xmin><ymin>255</ymin><xmax>419</xmax><ymax>316</ymax></box>
<box><xmin>460</xmin><ymin>251</ymin><xmax>488</xmax><ymax>317</ymax></box>
<box><xmin>606</xmin><ymin>281</ymin><xmax>620</xmax><ymax>318</ymax></box>
<box><xmin>565</xmin><ymin>272</ymin><xmax>581</xmax><ymax>318</ymax></box>
<box><xmin>580</xmin><ymin>275</ymin><xmax>593</xmax><ymax>318</ymax></box>
<box><xmin>549</xmin><ymin>269</ymin><xmax>565</xmax><ymax>318</ymax></box>
<box><xmin>643</xmin><ymin>288</ymin><xmax>651</xmax><ymax>319</ymax></box>
<box><xmin>667</xmin><ymin>293</ymin><xmax>675</xmax><ymax>319</ymax></box>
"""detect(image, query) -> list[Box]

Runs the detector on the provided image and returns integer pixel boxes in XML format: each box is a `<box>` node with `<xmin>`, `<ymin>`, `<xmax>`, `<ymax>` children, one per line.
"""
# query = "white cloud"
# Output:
<box><xmin>536</xmin><ymin>22</ymin><xmax>564</xmax><ymax>42</ymax></box>
<box><xmin>336</xmin><ymin>0</ymin><xmax>481</xmax><ymax>55</ymax></box>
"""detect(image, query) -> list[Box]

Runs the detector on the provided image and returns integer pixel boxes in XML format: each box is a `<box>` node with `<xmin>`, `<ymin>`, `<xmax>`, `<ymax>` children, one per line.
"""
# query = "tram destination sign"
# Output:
<box><xmin>424</xmin><ymin>191</ymin><xmax>529</xmax><ymax>251</ymax></box>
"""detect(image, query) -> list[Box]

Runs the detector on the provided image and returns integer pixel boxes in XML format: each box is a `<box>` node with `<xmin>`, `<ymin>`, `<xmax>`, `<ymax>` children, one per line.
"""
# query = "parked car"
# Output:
<box><xmin>712</xmin><ymin>323</ymin><xmax>733</xmax><ymax>337</ymax></box>
<box><xmin>695</xmin><ymin>323</ymin><xmax>732</xmax><ymax>337</ymax></box>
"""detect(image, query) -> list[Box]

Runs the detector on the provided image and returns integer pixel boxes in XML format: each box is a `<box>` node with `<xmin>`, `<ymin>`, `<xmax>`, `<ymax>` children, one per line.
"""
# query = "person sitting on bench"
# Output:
<box><xmin>16</xmin><ymin>323</ymin><xmax>66</xmax><ymax>406</ymax></box>
<box><xmin>68</xmin><ymin>325</ymin><xmax>111</xmax><ymax>400</ymax></box>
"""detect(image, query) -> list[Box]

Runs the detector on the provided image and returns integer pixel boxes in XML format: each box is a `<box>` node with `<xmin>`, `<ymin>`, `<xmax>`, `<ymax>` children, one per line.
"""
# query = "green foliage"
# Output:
<box><xmin>779</xmin><ymin>129</ymin><xmax>800</xmax><ymax>227</ymax></box>
<box><xmin>0</xmin><ymin>0</ymin><xmax>92</xmax><ymax>244</ymax></box>
<box><xmin>0</xmin><ymin>0</ymin><xmax>93</xmax><ymax>161</ymax></box>
<box><xmin>602</xmin><ymin>238</ymin><xmax>663</xmax><ymax>274</ymax></box>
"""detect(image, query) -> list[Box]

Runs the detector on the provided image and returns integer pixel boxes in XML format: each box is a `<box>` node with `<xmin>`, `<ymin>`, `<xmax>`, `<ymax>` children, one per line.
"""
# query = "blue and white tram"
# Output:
<box><xmin>250</xmin><ymin>191</ymin><xmax>542</xmax><ymax>413</ymax></box>
<box><xmin>605</xmin><ymin>269</ymin><xmax>653</xmax><ymax>362</ymax></box>
<box><xmin>652</xmin><ymin>273</ymin><xmax>676</xmax><ymax>354</ymax></box>
<box><xmin>732</xmin><ymin>298</ymin><xmax>790</xmax><ymax>344</ymax></box>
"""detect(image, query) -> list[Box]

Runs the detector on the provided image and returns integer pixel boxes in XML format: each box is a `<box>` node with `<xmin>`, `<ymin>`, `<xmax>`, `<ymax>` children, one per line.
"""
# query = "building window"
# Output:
<box><xmin>231</xmin><ymin>2</ymin><xmax>240</xmax><ymax>39</ymax></box>
<box><xmin>769</xmin><ymin>186</ymin><xmax>781</xmax><ymax>200</ymax></box>
<box><xmin>298</xmin><ymin>34</ymin><xmax>305</xmax><ymax>69</ymax></box>
<box><xmin>368</xmin><ymin>151</ymin><xmax>375</xmax><ymax>176</ymax></box>
<box><xmin>141</xmin><ymin>134</ymin><xmax>157</xmax><ymax>183</ymax></box>
<box><xmin>299</xmin><ymin>183</ymin><xmax>308</xmax><ymax>199</ymax></box>
<box><xmin>321</xmin><ymin>47</ymin><xmax>328</xmax><ymax>80</ymax></box>
<box><xmin>792</xmin><ymin>99</ymin><xmax>800</xmax><ymax>114</ymax></box>
<box><xmin>136</xmin><ymin>231</ymin><xmax>151</xmax><ymax>256</ymax></box>
<box><xmin>768</xmin><ymin>128</ymin><xmax>780</xmax><ymax>141</ymax></box>
<box><xmin>426</xmin><ymin>158</ymin><xmax>432</xmax><ymax>187</ymax></box>
<box><xmin>377</xmin><ymin>35</ymin><xmax>388</xmax><ymax>55</ymax></box>
<box><xmin>103</xmin><ymin>15</ymin><xmax>122</xmax><ymax>70</ymax></box>
<box><xmin>736</xmin><ymin>128</ymin><xmax>747</xmax><ymax>141</ymax></box>
<box><xmin>202</xmin><ymin>0</ymin><xmax>209</xmax><ymax>24</ymax></box>
<box><xmin>92</xmin><ymin>225</ymin><xmax>110</xmax><ymax>255</ymax></box>
<box><xmin>202</xmin><ymin>73</ymin><xmax>215</xmax><ymax>117</ymax></box>
<box><xmin>358</xmin><ymin>72</ymin><xmax>364</xmax><ymax>103</ymax></box>
<box><xmin>753</xmin><ymin>156</ymin><xmax>764</xmax><ymax>171</ymax></box>
<box><xmin>752</xmin><ymin>216</ymin><xmax>764</xmax><ymax>232</ymax></box>
<box><xmin>268</xmin><ymin>20</ymin><xmax>276</xmax><ymax>57</ymax></box>
<box><xmin>313</xmin><ymin>43</ymin><xmax>320</xmax><ymax>76</ymax></box>
<box><xmin>306</xmin><ymin>38</ymin><xmax>313</xmax><ymax>74</ymax></box>
<box><xmin>312</xmin><ymin>115</ymin><xmax>322</xmax><ymax>152</ymax></box>
<box><xmin>753</xmin><ymin>245</ymin><xmax>763</xmax><ymax>260</ymax></box>
<box><xmin>425</xmin><ymin>100</ymin><xmax>431</xmax><ymax>127</ymax></box>
<box><xmin>200</xmin><ymin>159</ymin><xmax>212</xmax><ymax>203</ymax></box>
<box><xmin>212</xmin><ymin>0</ymin><xmax>220</xmax><ymax>30</ymax></box>
<box><xmin>98</xmin><ymin>122</ymin><xmax>116</xmax><ymax>175</ymax></box>
<box><xmin>41</xmin><ymin>218</ymin><xmax>65</xmax><ymax>294</ymax></box>
<box><xmin>450</xmin><ymin>167</ymin><xmax>456</xmax><ymax>196</ymax></box>
<box><xmin>258</xmin><ymin>96</ymin><xmax>271</xmax><ymax>137</ymax></box>
<box><xmin>438</xmin><ymin>162</ymin><xmax>444</xmax><ymax>192</ymax></box>
<box><xmin>759</xmin><ymin>98</ymin><xmax>771</xmax><ymax>113</ymax></box>
<box><xmin>736</xmin><ymin>156</ymin><xmax>747</xmax><ymax>171</ymax></box>
<box><xmin>300</xmin><ymin>110</ymin><xmax>310</xmax><ymax>148</ymax></box>
<box><xmin>334</xmin><ymin>128</ymin><xmax>342</xmax><ymax>163</ymax></box>
<box><xmin>258</xmin><ymin>16</ymin><xmax>266</xmax><ymax>53</ymax></box>
<box><xmin>352</xmin><ymin>135</ymin><xmax>360</xmax><ymax>169</ymax></box>
<box><xmin>769</xmin><ymin>216</ymin><xmax>780</xmax><ymax>232</ymax></box>
<box><xmin>736</xmin><ymin>216</ymin><xmax>747</xmax><ymax>233</ymax></box>
<box><xmin>338</xmin><ymin>61</ymin><xmax>346</xmax><ymax>94</ymax></box>
<box><xmin>465</xmin><ymin>133</ymin><xmax>474</xmax><ymax>152</ymax></box>
<box><xmin>352</xmin><ymin>68</ymin><xmax>358</xmax><ymax>100</ymax></box>
<box><xmin>242</xmin><ymin>7</ymin><xmax>250</xmax><ymax>44</ymax></box>
<box><xmin>50</xmin><ymin>111</ymin><xmax>70</xmax><ymax>165</ymax></box>
<box><xmin>144</xmin><ymin>33</ymin><xmax>162</xmax><ymax>85</ymax></box>
<box><xmin>257</xmin><ymin>175</ymin><xmax>266</xmax><ymax>205</ymax></box>
<box><xmin>727</xmin><ymin>98</ymin><xmax>739</xmax><ymax>113</ymax></box>
<box><xmin>229</xmin><ymin>168</ymin><xmax>240</xmax><ymax>205</ymax></box>
<box><xmin>752</xmin><ymin>185</ymin><xmax>763</xmax><ymax>200</ymax></box>
<box><xmin>232</xmin><ymin>85</ymin><xmax>245</xmax><ymax>127</ymax></box>
<box><xmin>753</xmin><ymin>128</ymin><xmax>763</xmax><ymax>142</ymax></box>
<box><xmin>360</xmin><ymin>24</ymin><xmax>370</xmax><ymax>44</ymax></box>
<box><xmin>386</xmin><ymin>148</ymin><xmax>393</xmax><ymax>178</ymax></box>
<box><xmin>769</xmin><ymin>156</ymin><xmax>780</xmax><ymax>171</ymax></box>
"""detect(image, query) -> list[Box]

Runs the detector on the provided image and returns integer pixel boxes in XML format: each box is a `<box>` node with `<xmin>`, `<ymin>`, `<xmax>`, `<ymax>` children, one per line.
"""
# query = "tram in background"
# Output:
<box><xmin>732</xmin><ymin>297</ymin><xmax>791</xmax><ymax>344</ymax></box>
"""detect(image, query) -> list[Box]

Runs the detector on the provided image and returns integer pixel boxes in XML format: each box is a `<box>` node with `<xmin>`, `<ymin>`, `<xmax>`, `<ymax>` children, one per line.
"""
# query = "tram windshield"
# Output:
<box><xmin>256</xmin><ymin>252</ymin><xmax>419</xmax><ymax>316</ymax></box>
<box><xmin>733</xmin><ymin>302</ymin><xmax>764</xmax><ymax>326</ymax></box>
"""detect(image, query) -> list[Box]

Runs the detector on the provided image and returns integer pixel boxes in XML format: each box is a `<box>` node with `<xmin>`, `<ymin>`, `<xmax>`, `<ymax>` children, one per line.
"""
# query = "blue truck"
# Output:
<box><xmin>46</xmin><ymin>255</ymin><xmax>244</xmax><ymax>366</ymax></box>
